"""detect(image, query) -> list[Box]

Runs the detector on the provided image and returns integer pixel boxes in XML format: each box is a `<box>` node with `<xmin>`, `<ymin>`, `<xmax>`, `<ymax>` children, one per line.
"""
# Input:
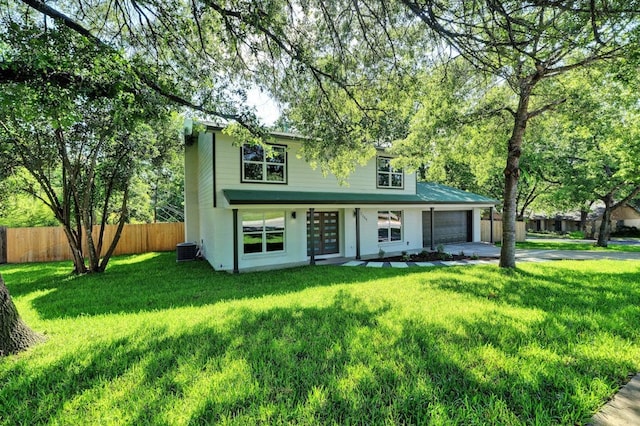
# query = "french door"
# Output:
<box><xmin>307</xmin><ymin>211</ymin><xmax>339</xmax><ymax>255</ymax></box>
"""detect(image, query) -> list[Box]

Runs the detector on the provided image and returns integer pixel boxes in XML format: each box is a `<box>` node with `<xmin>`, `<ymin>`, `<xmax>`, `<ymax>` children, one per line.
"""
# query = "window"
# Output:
<box><xmin>378</xmin><ymin>210</ymin><xmax>402</xmax><ymax>242</ymax></box>
<box><xmin>242</xmin><ymin>212</ymin><xmax>285</xmax><ymax>254</ymax></box>
<box><xmin>377</xmin><ymin>157</ymin><xmax>403</xmax><ymax>188</ymax></box>
<box><xmin>242</xmin><ymin>144</ymin><xmax>287</xmax><ymax>183</ymax></box>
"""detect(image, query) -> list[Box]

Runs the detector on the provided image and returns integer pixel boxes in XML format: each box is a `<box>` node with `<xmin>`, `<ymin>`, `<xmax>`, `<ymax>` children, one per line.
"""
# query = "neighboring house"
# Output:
<box><xmin>184</xmin><ymin>123</ymin><xmax>497</xmax><ymax>272</ymax></box>
<box><xmin>590</xmin><ymin>204</ymin><xmax>640</xmax><ymax>237</ymax></box>
<box><xmin>528</xmin><ymin>212</ymin><xmax>582</xmax><ymax>233</ymax></box>
<box><xmin>528</xmin><ymin>203</ymin><xmax>640</xmax><ymax>236</ymax></box>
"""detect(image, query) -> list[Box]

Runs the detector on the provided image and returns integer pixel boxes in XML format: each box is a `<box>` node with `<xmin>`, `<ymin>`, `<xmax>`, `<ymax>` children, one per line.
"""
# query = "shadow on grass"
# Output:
<box><xmin>0</xmin><ymin>292</ymin><xmax>396</xmax><ymax>424</ymax></box>
<box><xmin>428</xmin><ymin>262</ymin><xmax>640</xmax><ymax>340</ymax></box>
<box><xmin>2</xmin><ymin>288</ymin><xmax>631</xmax><ymax>424</ymax></box>
<box><xmin>1</xmin><ymin>252</ymin><xmax>428</xmax><ymax>319</ymax></box>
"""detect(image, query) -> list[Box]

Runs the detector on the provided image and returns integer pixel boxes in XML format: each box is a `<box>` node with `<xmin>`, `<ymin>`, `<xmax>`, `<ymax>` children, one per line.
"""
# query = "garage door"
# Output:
<box><xmin>422</xmin><ymin>211</ymin><xmax>472</xmax><ymax>246</ymax></box>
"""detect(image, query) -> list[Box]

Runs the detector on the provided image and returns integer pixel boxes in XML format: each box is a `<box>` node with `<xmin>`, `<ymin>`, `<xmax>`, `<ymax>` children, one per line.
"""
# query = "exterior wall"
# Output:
<box><xmin>472</xmin><ymin>208</ymin><xmax>482</xmax><ymax>242</ymax></box>
<box><xmin>611</xmin><ymin>205</ymin><xmax>640</xmax><ymax>221</ymax></box>
<box><xmin>213</xmin><ymin>131</ymin><xmax>417</xmax><ymax>202</ymax></box>
<box><xmin>184</xmin><ymin>142</ymin><xmax>200</xmax><ymax>243</ymax></box>
<box><xmin>197</xmin><ymin>132</ymin><xmax>216</xmax><ymax>261</ymax></box>
<box><xmin>359</xmin><ymin>208</ymin><xmax>424</xmax><ymax>258</ymax></box>
<box><xmin>621</xmin><ymin>219</ymin><xmax>640</xmax><ymax>228</ymax></box>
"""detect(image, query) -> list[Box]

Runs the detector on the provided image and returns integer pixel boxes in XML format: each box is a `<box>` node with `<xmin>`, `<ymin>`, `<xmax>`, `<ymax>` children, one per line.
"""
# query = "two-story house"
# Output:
<box><xmin>184</xmin><ymin>122</ymin><xmax>497</xmax><ymax>272</ymax></box>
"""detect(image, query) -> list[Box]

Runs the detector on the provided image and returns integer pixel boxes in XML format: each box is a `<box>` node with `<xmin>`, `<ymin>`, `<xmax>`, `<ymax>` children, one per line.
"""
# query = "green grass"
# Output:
<box><xmin>1</xmin><ymin>253</ymin><xmax>639</xmax><ymax>425</ymax></box>
<box><xmin>514</xmin><ymin>240</ymin><xmax>640</xmax><ymax>252</ymax></box>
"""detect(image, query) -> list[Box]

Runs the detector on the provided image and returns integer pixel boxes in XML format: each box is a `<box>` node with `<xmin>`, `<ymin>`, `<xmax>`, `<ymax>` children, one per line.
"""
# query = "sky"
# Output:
<box><xmin>246</xmin><ymin>88</ymin><xmax>281</xmax><ymax>126</ymax></box>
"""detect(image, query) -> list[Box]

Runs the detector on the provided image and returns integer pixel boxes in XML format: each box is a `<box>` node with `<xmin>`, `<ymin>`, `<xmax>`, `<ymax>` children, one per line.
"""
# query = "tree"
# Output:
<box><xmin>0</xmin><ymin>274</ymin><xmax>45</xmax><ymax>356</ymax></box>
<box><xmin>395</xmin><ymin>0</ymin><xmax>638</xmax><ymax>266</ymax></box>
<box><xmin>536</xmin><ymin>62</ymin><xmax>640</xmax><ymax>246</ymax></box>
<box><xmin>0</xmin><ymin>20</ymin><xmax>180</xmax><ymax>273</ymax></box>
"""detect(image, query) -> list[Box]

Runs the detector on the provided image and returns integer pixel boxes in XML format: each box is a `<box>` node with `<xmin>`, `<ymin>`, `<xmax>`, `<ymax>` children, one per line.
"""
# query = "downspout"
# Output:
<box><xmin>355</xmin><ymin>208</ymin><xmax>361</xmax><ymax>260</ymax></box>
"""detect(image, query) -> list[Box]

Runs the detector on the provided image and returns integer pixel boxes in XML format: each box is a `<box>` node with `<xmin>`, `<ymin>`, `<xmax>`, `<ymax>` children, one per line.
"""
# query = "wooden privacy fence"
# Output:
<box><xmin>2</xmin><ymin>222</ymin><xmax>184</xmax><ymax>264</ymax></box>
<box><xmin>481</xmin><ymin>220</ymin><xmax>526</xmax><ymax>243</ymax></box>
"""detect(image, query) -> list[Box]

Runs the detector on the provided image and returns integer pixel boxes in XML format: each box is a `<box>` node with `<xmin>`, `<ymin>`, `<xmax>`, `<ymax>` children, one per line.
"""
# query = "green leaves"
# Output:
<box><xmin>0</xmin><ymin>17</ymin><xmax>180</xmax><ymax>272</ymax></box>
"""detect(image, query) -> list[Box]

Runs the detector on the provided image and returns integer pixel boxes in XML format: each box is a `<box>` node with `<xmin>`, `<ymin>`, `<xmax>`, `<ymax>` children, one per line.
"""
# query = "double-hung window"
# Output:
<box><xmin>377</xmin><ymin>157</ymin><xmax>403</xmax><ymax>188</ymax></box>
<box><xmin>242</xmin><ymin>144</ymin><xmax>287</xmax><ymax>183</ymax></box>
<box><xmin>378</xmin><ymin>210</ymin><xmax>402</xmax><ymax>242</ymax></box>
<box><xmin>242</xmin><ymin>212</ymin><xmax>285</xmax><ymax>254</ymax></box>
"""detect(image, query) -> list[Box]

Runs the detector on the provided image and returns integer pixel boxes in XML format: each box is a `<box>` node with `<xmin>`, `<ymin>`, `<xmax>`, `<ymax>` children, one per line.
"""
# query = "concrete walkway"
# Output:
<box><xmin>341</xmin><ymin>242</ymin><xmax>640</xmax><ymax>424</ymax></box>
<box><xmin>589</xmin><ymin>374</ymin><xmax>640</xmax><ymax>426</ymax></box>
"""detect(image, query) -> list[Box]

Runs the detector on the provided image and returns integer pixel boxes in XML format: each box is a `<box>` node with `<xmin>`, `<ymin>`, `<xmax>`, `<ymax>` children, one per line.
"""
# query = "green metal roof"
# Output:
<box><xmin>416</xmin><ymin>182</ymin><xmax>497</xmax><ymax>204</ymax></box>
<box><xmin>223</xmin><ymin>183</ymin><xmax>497</xmax><ymax>206</ymax></box>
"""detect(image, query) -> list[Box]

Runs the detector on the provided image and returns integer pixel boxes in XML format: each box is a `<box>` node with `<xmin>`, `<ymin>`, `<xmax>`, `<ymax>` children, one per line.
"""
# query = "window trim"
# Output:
<box><xmin>377</xmin><ymin>210</ymin><xmax>403</xmax><ymax>243</ymax></box>
<box><xmin>376</xmin><ymin>156</ymin><xmax>404</xmax><ymax>189</ymax></box>
<box><xmin>241</xmin><ymin>143</ymin><xmax>288</xmax><ymax>184</ymax></box>
<box><xmin>241</xmin><ymin>211</ymin><xmax>286</xmax><ymax>255</ymax></box>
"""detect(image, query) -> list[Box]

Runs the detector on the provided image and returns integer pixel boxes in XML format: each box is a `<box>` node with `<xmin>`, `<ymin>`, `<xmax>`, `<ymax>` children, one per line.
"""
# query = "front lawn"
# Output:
<box><xmin>1</xmin><ymin>253</ymin><xmax>639</xmax><ymax>425</ymax></box>
<box><xmin>515</xmin><ymin>240</ymin><xmax>640</xmax><ymax>252</ymax></box>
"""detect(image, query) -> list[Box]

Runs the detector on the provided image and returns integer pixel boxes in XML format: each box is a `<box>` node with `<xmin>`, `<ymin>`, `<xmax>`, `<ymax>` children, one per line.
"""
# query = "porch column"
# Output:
<box><xmin>232</xmin><ymin>208</ymin><xmax>239</xmax><ymax>273</ymax></box>
<box><xmin>430</xmin><ymin>207</ymin><xmax>435</xmax><ymax>251</ymax></box>
<box><xmin>309</xmin><ymin>208</ymin><xmax>316</xmax><ymax>265</ymax></box>
<box><xmin>355</xmin><ymin>208</ymin><xmax>361</xmax><ymax>260</ymax></box>
<box><xmin>490</xmin><ymin>206</ymin><xmax>495</xmax><ymax>244</ymax></box>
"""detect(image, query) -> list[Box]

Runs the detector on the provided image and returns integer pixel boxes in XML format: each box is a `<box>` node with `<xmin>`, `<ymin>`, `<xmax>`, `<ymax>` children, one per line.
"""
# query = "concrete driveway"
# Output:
<box><xmin>441</xmin><ymin>242</ymin><xmax>640</xmax><ymax>261</ymax></box>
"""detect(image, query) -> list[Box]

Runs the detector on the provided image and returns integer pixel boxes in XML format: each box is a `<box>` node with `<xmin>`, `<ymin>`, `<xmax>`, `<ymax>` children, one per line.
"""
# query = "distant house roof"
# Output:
<box><xmin>223</xmin><ymin>182</ymin><xmax>498</xmax><ymax>206</ymax></box>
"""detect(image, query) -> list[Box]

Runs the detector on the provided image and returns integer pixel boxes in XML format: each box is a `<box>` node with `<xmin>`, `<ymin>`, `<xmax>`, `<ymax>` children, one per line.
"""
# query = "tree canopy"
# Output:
<box><xmin>4</xmin><ymin>0</ymin><xmax>640</xmax><ymax>265</ymax></box>
<box><xmin>0</xmin><ymin>16</ymin><xmax>181</xmax><ymax>273</ymax></box>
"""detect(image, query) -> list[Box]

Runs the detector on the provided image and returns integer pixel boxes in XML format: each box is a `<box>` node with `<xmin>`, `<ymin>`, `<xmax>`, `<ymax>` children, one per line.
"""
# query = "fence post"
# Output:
<box><xmin>0</xmin><ymin>226</ymin><xmax>6</xmax><ymax>264</ymax></box>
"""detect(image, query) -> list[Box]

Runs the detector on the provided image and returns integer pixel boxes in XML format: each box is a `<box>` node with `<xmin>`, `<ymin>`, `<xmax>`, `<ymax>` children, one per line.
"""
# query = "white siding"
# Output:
<box><xmin>213</xmin><ymin>131</ymin><xmax>417</xmax><ymax>199</ymax></box>
<box><xmin>184</xmin><ymin>143</ymin><xmax>200</xmax><ymax>243</ymax></box>
<box><xmin>197</xmin><ymin>132</ymin><xmax>216</xmax><ymax>262</ymax></box>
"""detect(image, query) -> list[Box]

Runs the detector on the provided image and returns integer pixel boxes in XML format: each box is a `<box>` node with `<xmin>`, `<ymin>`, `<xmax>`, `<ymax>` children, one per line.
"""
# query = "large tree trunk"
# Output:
<box><xmin>0</xmin><ymin>274</ymin><xmax>45</xmax><ymax>356</ymax></box>
<box><xmin>500</xmin><ymin>87</ymin><xmax>532</xmax><ymax>268</ymax></box>
<box><xmin>580</xmin><ymin>208</ymin><xmax>589</xmax><ymax>234</ymax></box>
<box><xmin>596</xmin><ymin>194</ymin><xmax>614</xmax><ymax>247</ymax></box>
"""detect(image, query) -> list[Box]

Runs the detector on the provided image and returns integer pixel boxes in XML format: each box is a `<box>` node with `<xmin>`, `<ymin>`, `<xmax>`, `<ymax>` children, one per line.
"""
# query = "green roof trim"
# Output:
<box><xmin>223</xmin><ymin>183</ymin><xmax>497</xmax><ymax>206</ymax></box>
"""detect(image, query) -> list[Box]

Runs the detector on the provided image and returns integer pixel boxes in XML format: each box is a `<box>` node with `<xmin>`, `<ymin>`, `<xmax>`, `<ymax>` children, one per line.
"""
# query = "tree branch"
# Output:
<box><xmin>527</xmin><ymin>97</ymin><xmax>566</xmax><ymax>119</ymax></box>
<box><xmin>18</xmin><ymin>0</ymin><xmax>258</xmax><ymax>131</ymax></box>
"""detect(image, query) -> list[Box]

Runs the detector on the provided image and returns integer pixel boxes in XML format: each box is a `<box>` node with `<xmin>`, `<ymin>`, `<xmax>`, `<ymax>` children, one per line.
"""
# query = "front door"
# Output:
<box><xmin>307</xmin><ymin>211</ymin><xmax>340</xmax><ymax>256</ymax></box>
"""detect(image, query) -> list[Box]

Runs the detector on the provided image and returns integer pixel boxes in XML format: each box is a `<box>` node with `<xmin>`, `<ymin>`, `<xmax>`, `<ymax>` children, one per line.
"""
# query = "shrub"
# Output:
<box><xmin>568</xmin><ymin>231</ymin><xmax>585</xmax><ymax>239</ymax></box>
<box><xmin>611</xmin><ymin>226</ymin><xmax>640</xmax><ymax>238</ymax></box>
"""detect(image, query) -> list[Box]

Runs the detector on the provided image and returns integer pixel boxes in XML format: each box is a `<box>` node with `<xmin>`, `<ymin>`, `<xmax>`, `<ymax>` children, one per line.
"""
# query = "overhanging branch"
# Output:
<box><xmin>18</xmin><ymin>0</ymin><xmax>256</xmax><ymax>129</ymax></box>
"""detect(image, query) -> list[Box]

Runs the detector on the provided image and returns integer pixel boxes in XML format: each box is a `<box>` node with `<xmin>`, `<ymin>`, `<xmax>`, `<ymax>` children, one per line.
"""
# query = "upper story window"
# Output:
<box><xmin>242</xmin><ymin>144</ymin><xmax>287</xmax><ymax>184</ymax></box>
<box><xmin>377</xmin><ymin>157</ymin><xmax>403</xmax><ymax>188</ymax></box>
